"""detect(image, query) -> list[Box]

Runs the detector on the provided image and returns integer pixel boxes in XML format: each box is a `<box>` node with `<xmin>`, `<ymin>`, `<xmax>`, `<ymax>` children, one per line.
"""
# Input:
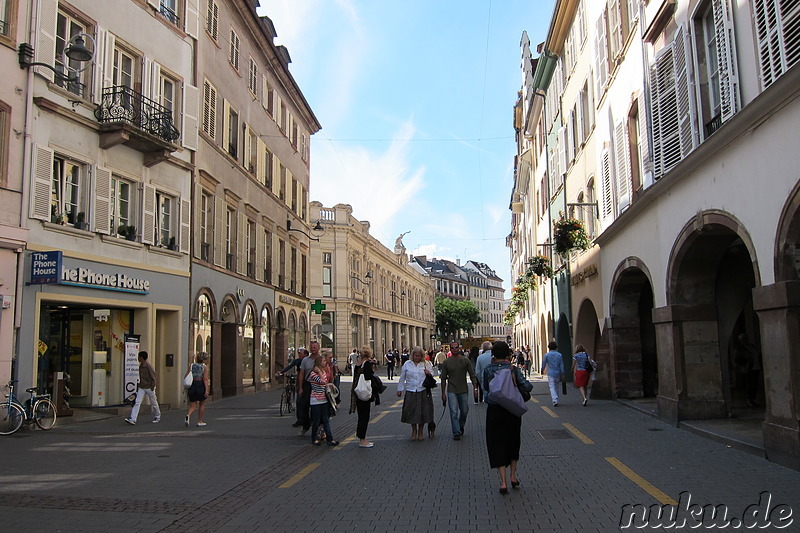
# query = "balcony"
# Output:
<box><xmin>94</xmin><ymin>86</ymin><xmax>180</xmax><ymax>165</ymax></box>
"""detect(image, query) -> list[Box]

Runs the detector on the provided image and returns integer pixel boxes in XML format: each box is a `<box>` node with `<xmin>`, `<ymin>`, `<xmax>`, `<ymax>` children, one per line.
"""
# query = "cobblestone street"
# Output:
<box><xmin>1</xmin><ymin>376</ymin><xmax>797</xmax><ymax>532</ymax></box>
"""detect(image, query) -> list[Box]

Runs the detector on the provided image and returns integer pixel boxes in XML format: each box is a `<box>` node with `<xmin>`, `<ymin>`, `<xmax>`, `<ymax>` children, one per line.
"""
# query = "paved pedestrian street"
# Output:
<box><xmin>1</xmin><ymin>376</ymin><xmax>798</xmax><ymax>532</ymax></box>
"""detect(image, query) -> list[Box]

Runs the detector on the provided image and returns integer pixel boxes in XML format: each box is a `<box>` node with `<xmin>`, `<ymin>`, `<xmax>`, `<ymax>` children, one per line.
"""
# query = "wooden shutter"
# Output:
<box><xmin>237</xmin><ymin>212</ymin><xmax>247</xmax><ymax>275</ymax></box>
<box><xmin>31</xmin><ymin>145</ymin><xmax>54</xmax><ymax>221</ymax></box>
<box><xmin>608</xmin><ymin>0</ymin><xmax>622</xmax><ymax>60</ymax></box>
<box><xmin>102</xmin><ymin>31</ymin><xmax>116</xmax><ymax>92</ymax></box>
<box><xmin>222</xmin><ymin>99</ymin><xmax>231</xmax><ymax>151</ymax></box>
<box><xmin>637</xmin><ymin>94</ymin><xmax>653</xmax><ymax>182</ymax></box>
<box><xmin>600</xmin><ymin>146</ymin><xmax>614</xmax><ymax>220</ymax></box>
<box><xmin>179</xmin><ymin>198</ymin><xmax>191</xmax><ymax>254</ymax></box>
<box><xmin>183</xmin><ymin>83</ymin><xmax>199</xmax><ymax>150</ymax></box>
<box><xmin>649</xmin><ymin>45</ymin><xmax>679</xmax><ymax>177</ymax></box>
<box><xmin>613</xmin><ymin>120</ymin><xmax>631</xmax><ymax>212</ymax></box>
<box><xmin>143</xmin><ymin>57</ymin><xmax>160</xmax><ymax>103</ymax></box>
<box><xmin>93</xmin><ymin>166</ymin><xmax>112</xmax><ymax>234</ymax></box>
<box><xmin>714</xmin><ymin>0</ymin><xmax>740</xmax><ymax>122</ymax></box>
<box><xmin>185</xmin><ymin>0</ymin><xmax>200</xmax><ymax>39</ymax></box>
<box><xmin>193</xmin><ymin>183</ymin><xmax>203</xmax><ymax>259</ymax></box>
<box><xmin>673</xmin><ymin>26</ymin><xmax>698</xmax><ymax>158</ymax></box>
<box><xmin>141</xmin><ymin>184</ymin><xmax>156</xmax><ymax>244</ymax></box>
<box><xmin>255</xmin><ymin>224</ymin><xmax>265</xmax><ymax>282</ymax></box>
<box><xmin>36</xmin><ymin>0</ymin><xmax>58</xmax><ymax>82</ymax></box>
<box><xmin>203</xmin><ymin>81</ymin><xmax>216</xmax><ymax>139</ymax></box>
<box><xmin>214</xmin><ymin>196</ymin><xmax>225</xmax><ymax>266</ymax></box>
<box><xmin>92</xmin><ymin>28</ymin><xmax>107</xmax><ymax>104</ymax></box>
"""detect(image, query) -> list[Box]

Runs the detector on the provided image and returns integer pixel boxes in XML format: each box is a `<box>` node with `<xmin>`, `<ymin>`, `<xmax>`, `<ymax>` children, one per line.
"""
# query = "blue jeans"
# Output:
<box><xmin>447</xmin><ymin>392</ymin><xmax>469</xmax><ymax>436</ymax></box>
<box><xmin>310</xmin><ymin>403</ymin><xmax>333</xmax><ymax>443</ymax></box>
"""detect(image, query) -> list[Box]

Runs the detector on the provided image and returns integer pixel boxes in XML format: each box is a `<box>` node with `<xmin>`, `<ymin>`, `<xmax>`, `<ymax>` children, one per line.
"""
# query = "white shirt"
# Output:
<box><xmin>398</xmin><ymin>360</ymin><xmax>433</xmax><ymax>393</ymax></box>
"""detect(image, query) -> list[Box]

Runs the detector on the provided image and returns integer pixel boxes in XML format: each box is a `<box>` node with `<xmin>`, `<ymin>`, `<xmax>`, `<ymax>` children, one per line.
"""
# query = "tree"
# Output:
<box><xmin>435</xmin><ymin>296</ymin><xmax>481</xmax><ymax>341</ymax></box>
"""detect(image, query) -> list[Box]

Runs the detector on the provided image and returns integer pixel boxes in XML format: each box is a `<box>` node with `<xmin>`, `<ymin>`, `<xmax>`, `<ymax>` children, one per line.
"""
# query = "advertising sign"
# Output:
<box><xmin>30</xmin><ymin>251</ymin><xmax>62</xmax><ymax>284</ymax></box>
<box><xmin>124</xmin><ymin>334</ymin><xmax>140</xmax><ymax>403</ymax></box>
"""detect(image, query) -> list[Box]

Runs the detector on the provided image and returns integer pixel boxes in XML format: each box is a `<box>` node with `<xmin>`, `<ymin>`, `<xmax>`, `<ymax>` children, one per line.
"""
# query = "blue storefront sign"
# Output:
<box><xmin>30</xmin><ymin>251</ymin><xmax>62</xmax><ymax>284</ymax></box>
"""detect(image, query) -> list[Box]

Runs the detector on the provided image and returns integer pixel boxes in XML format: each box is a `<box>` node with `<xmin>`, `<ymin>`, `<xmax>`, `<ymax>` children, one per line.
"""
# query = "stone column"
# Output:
<box><xmin>753</xmin><ymin>281</ymin><xmax>800</xmax><ymax>470</ymax></box>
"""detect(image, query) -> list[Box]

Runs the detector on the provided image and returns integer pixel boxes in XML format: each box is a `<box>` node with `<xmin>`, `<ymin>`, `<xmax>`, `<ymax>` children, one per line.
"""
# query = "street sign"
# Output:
<box><xmin>430</xmin><ymin>334</ymin><xmax>436</xmax><ymax>339</ymax></box>
<box><xmin>310</xmin><ymin>299</ymin><xmax>326</xmax><ymax>314</ymax></box>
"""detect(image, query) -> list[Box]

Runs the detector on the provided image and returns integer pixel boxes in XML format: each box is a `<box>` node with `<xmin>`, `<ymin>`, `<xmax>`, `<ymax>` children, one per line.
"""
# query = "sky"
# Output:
<box><xmin>256</xmin><ymin>1</ymin><xmax>556</xmax><ymax>294</ymax></box>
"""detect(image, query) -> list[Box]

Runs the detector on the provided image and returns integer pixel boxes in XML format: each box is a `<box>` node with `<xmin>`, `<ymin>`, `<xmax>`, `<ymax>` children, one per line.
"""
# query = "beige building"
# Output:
<box><xmin>308</xmin><ymin>203</ymin><xmax>435</xmax><ymax>362</ymax></box>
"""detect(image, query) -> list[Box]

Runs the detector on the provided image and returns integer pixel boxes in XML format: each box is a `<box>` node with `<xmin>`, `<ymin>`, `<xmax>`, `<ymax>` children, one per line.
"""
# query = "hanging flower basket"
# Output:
<box><xmin>527</xmin><ymin>255</ymin><xmax>553</xmax><ymax>279</ymax></box>
<box><xmin>553</xmin><ymin>217</ymin><xmax>592</xmax><ymax>257</ymax></box>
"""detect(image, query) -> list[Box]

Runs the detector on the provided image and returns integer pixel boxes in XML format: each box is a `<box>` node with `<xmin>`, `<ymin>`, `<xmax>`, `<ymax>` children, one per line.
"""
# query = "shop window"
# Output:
<box><xmin>51</xmin><ymin>155</ymin><xmax>87</xmax><ymax>227</ymax></box>
<box><xmin>111</xmin><ymin>175</ymin><xmax>134</xmax><ymax>236</ymax></box>
<box><xmin>260</xmin><ymin>308</ymin><xmax>271</xmax><ymax>383</ymax></box>
<box><xmin>242</xmin><ymin>306</ymin><xmax>254</xmax><ymax>387</ymax></box>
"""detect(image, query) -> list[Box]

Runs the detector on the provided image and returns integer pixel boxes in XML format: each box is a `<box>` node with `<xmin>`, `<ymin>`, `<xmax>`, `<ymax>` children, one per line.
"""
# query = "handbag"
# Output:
<box><xmin>517</xmin><ymin>375</ymin><xmax>532</xmax><ymax>402</ymax></box>
<box><xmin>486</xmin><ymin>368</ymin><xmax>528</xmax><ymax>417</ymax></box>
<box><xmin>183</xmin><ymin>369</ymin><xmax>193</xmax><ymax>388</ymax></box>
<box><xmin>354</xmin><ymin>372</ymin><xmax>373</xmax><ymax>401</ymax></box>
<box><xmin>422</xmin><ymin>373</ymin><xmax>438</xmax><ymax>389</ymax></box>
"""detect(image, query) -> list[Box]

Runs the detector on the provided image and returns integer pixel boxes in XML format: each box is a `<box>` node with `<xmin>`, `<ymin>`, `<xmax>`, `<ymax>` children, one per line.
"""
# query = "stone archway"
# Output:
<box><xmin>660</xmin><ymin>211</ymin><xmax>760</xmax><ymax>422</ymax></box>
<box><xmin>274</xmin><ymin>309</ymin><xmax>287</xmax><ymax>371</ymax></box>
<box><xmin>608</xmin><ymin>258</ymin><xmax>657</xmax><ymax>399</ymax></box>
<box><xmin>555</xmin><ymin>313</ymin><xmax>571</xmax><ymax>380</ymax></box>
<box><xmin>219</xmin><ymin>297</ymin><xmax>241</xmax><ymax>397</ymax></box>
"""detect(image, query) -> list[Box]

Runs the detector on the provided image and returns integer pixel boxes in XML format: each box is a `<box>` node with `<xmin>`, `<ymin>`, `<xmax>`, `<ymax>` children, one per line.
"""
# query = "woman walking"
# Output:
<box><xmin>484</xmin><ymin>341</ymin><xmax>532</xmax><ymax>494</ymax></box>
<box><xmin>186</xmin><ymin>352</ymin><xmax>210</xmax><ymax>427</ymax></box>
<box><xmin>308</xmin><ymin>353</ymin><xmax>339</xmax><ymax>446</ymax></box>
<box><xmin>397</xmin><ymin>346</ymin><xmax>435</xmax><ymax>440</ymax></box>
<box><xmin>572</xmin><ymin>344</ymin><xmax>594</xmax><ymax>406</ymax></box>
<box><xmin>350</xmin><ymin>346</ymin><xmax>378</xmax><ymax>448</ymax></box>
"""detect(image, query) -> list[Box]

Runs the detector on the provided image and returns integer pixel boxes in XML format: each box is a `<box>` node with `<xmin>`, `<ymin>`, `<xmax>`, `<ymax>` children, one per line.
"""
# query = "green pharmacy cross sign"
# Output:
<box><xmin>310</xmin><ymin>299</ymin><xmax>326</xmax><ymax>314</ymax></box>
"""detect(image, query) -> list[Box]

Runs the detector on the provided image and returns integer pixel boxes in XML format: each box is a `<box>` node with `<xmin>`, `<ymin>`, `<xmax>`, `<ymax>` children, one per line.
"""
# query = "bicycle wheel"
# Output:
<box><xmin>0</xmin><ymin>402</ymin><xmax>24</xmax><ymax>435</ymax></box>
<box><xmin>286</xmin><ymin>387</ymin><xmax>294</xmax><ymax>412</ymax></box>
<box><xmin>279</xmin><ymin>393</ymin><xmax>288</xmax><ymax>416</ymax></box>
<box><xmin>33</xmin><ymin>399</ymin><xmax>57</xmax><ymax>430</ymax></box>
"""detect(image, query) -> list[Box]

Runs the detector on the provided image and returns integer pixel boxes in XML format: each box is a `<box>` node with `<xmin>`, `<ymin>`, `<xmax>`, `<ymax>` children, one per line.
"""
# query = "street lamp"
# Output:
<box><xmin>19</xmin><ymin>33</ymin><xmax>96</xmax><ymax>82</ymax></box>
<box><xmin>286</xmin><ymin>219</ymin><xmax>324</xmax><ymax>241</ymax></box>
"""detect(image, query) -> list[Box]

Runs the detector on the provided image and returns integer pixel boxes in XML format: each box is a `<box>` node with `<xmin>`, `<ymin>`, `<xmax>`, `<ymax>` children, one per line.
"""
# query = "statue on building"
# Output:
<box><xmin>394</xmin><ymin>231</ymin><xmax>410</xmax><ymax>254</ymax></box>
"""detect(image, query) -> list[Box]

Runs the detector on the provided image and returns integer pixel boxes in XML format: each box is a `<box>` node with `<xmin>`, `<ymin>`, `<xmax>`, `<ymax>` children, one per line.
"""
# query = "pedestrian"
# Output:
<box><xmin>474</xmin><ymin>341</ymin><xmax>494</xmax><ymax>403</ymax></box>
<box><xmin>297</xmin><ymin>341</ymin><xmax>320</xmax><ymax>436</ymax></box>
<box><xmin>324</xmin><ymin>348</ymin><xmax>341</xmax><ymax>405</ymax></box>
<box><xmin>572</xmin><ymin>344</ymin><xmax>594</xmax><ymax>406</ymax></box>
<box><xmin>348</xmin><ymin>348</ymin><xmax>359</xmax><ymax>376</ymax></box>
<box><xmin>440</xmin><ymin>341</ymin><xmax>479</xmax><ymax>440</ymax></box>
<box><xmin>350</xmin><ymin>346</ymin><xmax>378</xmax><ymax>448</ymax></box>
<box><xmin>276</xmin><ymin>347</ymin><xmax>307</xmax><ymax>427</ymax></box>
<box><xmin>385</xmin><ymin>349</ymin><xmax>397</xmax><ymax>380</ymax></box>
<box><xmin>185</xmin><ymin>352</ymin><xmax>210</xmax><ymax>426</ymax></box>
<box><xmin>400</xmin><ymin>348</ymin><xmax>409</xmax><ymax>367</ymax></box>
<box><xmin>308</xmin><ymin>353</ymin><xmax>339</xmax><ymax>446</ymax></box>
<box><xmin>125</xmin><ymin>351</ymin><xmax>161</xmax><ymax>425</ymax></box>
<box><xmin>397</xmin><ymin>346</ymin><xmax>435</xmax><ymax>441</ymax></box>
<box><xmin>434</xmin><ymin>347</ymin><xmax>447</xmax><ymax>375</ymax></box>
<box><xmin>541</xmin><ymin>341</ymin><xmax>565</xmax><ymax>407</ymax></box>
<box><xmin>484</xmin><ymin>341</ymin><xmax>531</xmax><ymax>495</ymax></box>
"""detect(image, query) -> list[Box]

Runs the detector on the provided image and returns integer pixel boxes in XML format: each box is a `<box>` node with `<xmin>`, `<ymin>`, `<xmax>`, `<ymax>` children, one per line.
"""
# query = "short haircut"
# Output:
<box><xmin>138</xmin><ymin>351</ymin><xmax>148</xmax><ymax>360</ymax></box>
<box><xmin>481</xmin><ymin>341</ymin><xmax>492</xmax><ymax>351</ymax></box>
<box><xmin>548</xmin><ymin>341</ymin><xmax>558</xmax><ymax>350</ymax></box>
<box><xmin>492</xmin><ymin>341</ymin><xmax>510</xmax><ymax>360</ymax></box>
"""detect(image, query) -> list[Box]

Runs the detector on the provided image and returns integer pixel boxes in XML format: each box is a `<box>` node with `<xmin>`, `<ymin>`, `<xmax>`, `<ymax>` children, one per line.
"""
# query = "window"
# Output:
<box><xmin>279</xmin><ymin>164</ymin><xmax>286</xmax><ymax>201</ymax></box>
<box><xmin>155</xmin><ymin>191</ymin><xmax>174</xmax><ymax>247</ymax></box>
<box><xmin>55</xmin><ymin>11</ymin><xmax>88</xmax><ymax>96</ymax></box>
<box><xmin>111</xmin><ymin>176</ymin><xmax>133</xmax><ymax>235</ymax></box>
<box><xmin>226</xmin><ymin>208</ymin><xmax>235</xmax><ymax>270</ymax></box>
<box><xmin>159</xmin><ymin>0</ymin><xmax>179</xmax><ymax>25</ymax></box>
<box><xmin>200</xmin><ymin>191</ymin><xmax>212</xmax><ymax>260</ymax></box>
<box><xmin>247</xmin><ymin>220</ymin><xmax>255</xmax><ymax>277</ymax></box>
<box><xmin>291</xmin><ymin>177</ymin><xmax>297</xmax><ymax>213</ymax></box>
<box><xmin>247</xmin><ymin>127</ymin><xmax>257</xmax><ymax>173</ymax></box>
<box><xmin>202</xmin><ymin>80</ymin><xmax>216</xmax><ymax>139</ymax></box>
<box><xmin>113</xmin><ymin>46</ymin><xmax>135</xmax><ymax>90</ymax></box>
<box><xmin>0</xmin><ymin>0</ymin><xmax>17</xmax><ymax>39</ymax></box>
<box><xmin>248</xmin><ymin>58</ymin><xmax>258</xmax><ymax>94</ymax></box>
<box><xmin>627</xmin><ymin>104</ymin><xmax>643</xmax><ymax>194</ymax></box>
<box><xmin>229</xmin><ymin>29</ymin><xmax>240</xmax><ymax>70</ymax></box>
<box><xmin>0</xmin><ymin>105</ymin><xmax>7</xmax><ymax>188</ymax></box>
<box><xmin>206</xmin><ymin>0</ymin><xmax>218</xmax><ymax>40</ymax></box>
<box><xmin>301</xmin><ymin>254</ymin><xmax>307</xmax><ymax>296</ymax></box>
<box><xmin>51</xmin><ymin>156</ymin><xmax>86</xmax><ymax>226</ymax></box>
<box><xmin>322</xmin><ymin>266</ymin><xmax>332</xmax><ymax>297</ymax></box>
<box><xmin>226</xmin><ymin>104</ymin><xmax>239</xmax><ymax>158</ymax></box>
<box><xmin>262</xmin><ymin>146</ymin><xmax>273</xmax><ymax>187</ymax></box>
<box><xmin>323</xmin><ymin>252</ymin><xmax>332</xmax><ymax>264</ymax></box>
<box><xmin>279</xmin><ymin>239</ymin><xmax>286</xmax><ymax>289</ymax></box>
<box><xmin>290</xmin><ymin>246</ymin><xmax>297</xmax><ymax>293</ymax></box>
<box><xmin>264</xmin><ymin>77</ymin><xmax>275</xmax><ymax>117</ymax></box>
<box><xmin>586</xmin><ymin>178</ymin><xmax>597</xmax><ymax>238</ymax></box>
<box><xmin>264</xmin><ymin>230</ymin><xmax>272</xmax><ymax>283</ymax></box>
<box><xmin>754</xmin><ymin>0</ymin><xmax>800</xmax><ymax>88</ymax></box>
<box><xmin>280</xmin><ymin>101</ymin><xmax>288</xmax><ymax>132</ymax></box>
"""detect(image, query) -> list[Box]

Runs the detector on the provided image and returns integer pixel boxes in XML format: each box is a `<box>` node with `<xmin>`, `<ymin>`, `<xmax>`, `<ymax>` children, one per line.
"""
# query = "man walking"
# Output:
<box><xmin>541</xmin><ymin>341</ymin><xmax>565</xmax><ymax>407</ymax></box>
<box><xmin>441</xmin><ymin>341</ymin><xmax>479</xmax><ymax>440</ymax></box>
<box><xmin>474</xmin><ymin>341</ymin><xmax>493</xmax><ymax>403</ymax></box>
<box><xmin>125</xmin><ymin>351</ymin><xmax>161</xmax><ymax>425</ymax></box>
<box><xmin>297</xmin><ymin>341</ymin><xmax>320</xmax><ymax>436</ymax></box>
<box><xmin>385</xmin><ymin>349</ymin><xmax>397</xmax><ymax>380</ymax></box>
<box><xmin>277</xmin><ymin>347</ymin><xmax>308</xmax><ymax>427</ymax></box>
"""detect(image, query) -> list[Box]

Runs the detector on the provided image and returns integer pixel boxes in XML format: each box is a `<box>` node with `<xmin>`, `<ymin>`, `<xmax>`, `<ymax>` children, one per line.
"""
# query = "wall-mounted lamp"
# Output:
<box><xmin>287</xmin><ymin>219</ymin><xmax>324</xmax><ymax>241</ymax></box>
<box><xmin>19</xmin><ymin>33</ymin><xmax>96</xmax><ymax>82</ymax></box>
<box><xmin>351</xmin><ymin>271</ymin><xmax>372</xmax><ymax>284</ymax></box>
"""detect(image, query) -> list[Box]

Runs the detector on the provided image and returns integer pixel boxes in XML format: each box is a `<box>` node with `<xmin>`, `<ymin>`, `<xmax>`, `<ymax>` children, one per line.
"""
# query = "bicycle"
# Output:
<box><xmin>0</xmin><ymin>380</ymin><xmax>57</xmax><ymax>435</ymax></box>
<box><xmin>277</xmin><ymin>373</ymin><xmax>295</xmax><ymax>416</ymax></box>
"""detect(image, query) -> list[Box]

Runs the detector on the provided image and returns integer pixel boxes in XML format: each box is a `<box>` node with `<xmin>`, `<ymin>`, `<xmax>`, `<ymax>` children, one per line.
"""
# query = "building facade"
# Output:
<box><xmin>511</xmin><ymin>0</ymin><xmax>800</xmax><ymax>468</ymax></box>
<box><xmin>308</xmin><ymin>203</ymin><xmax>435</xmax><ymax>361</ymax></box>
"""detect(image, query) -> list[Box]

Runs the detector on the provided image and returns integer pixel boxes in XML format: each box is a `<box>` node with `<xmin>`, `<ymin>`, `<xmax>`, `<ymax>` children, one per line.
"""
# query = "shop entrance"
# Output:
<box><xmin>39</xmin><ymin>306</ymin><xmax>85</xmax><ymax>397</ymax></box>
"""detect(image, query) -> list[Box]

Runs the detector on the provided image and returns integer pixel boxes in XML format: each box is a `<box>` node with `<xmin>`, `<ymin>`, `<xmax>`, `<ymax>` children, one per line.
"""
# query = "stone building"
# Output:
<box><xmin>308</xmin><ymin>203</ymin><xmax>435</xmax><ymax>361</ymax></box>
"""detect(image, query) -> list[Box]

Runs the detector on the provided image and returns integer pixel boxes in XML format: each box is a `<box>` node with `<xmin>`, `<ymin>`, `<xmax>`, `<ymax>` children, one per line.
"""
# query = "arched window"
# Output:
<box><xmin>288</xmin><ymin>313</ymin><xmax>297</xmax><ymax>362</ymax></box>
<box><xmin>242</xmin><ymin>305</ymin><xmax>255</xmax><ymax>387</ymax></box>
<box><xmin>260</xmin><ymin>308</ymin><xmax>271</xmax><ymax>383</ymax></box>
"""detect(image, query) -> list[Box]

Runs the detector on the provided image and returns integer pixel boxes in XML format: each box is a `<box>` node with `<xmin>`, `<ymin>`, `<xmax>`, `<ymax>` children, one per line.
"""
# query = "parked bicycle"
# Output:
<box><xmin>0</xmin><ymin>380</ymin><xmax>57</xmax><ymax>435</ymax></box>
<box><xmin>277</xmin><ymin>373</ymin><xmax>295</xmax><ymax>416</ymax></box>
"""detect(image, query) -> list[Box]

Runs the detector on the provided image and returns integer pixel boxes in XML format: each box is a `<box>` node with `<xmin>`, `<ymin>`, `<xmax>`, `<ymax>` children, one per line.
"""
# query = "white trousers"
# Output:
<box><xmin>130</xmin><ymin>388</ymin><xmax>161</xmax><ymax>421</ymax></box>
<box><xmin>547</xmin><ymin>375</ymin><xmax>560</xmax><ymax>404</ymax></box>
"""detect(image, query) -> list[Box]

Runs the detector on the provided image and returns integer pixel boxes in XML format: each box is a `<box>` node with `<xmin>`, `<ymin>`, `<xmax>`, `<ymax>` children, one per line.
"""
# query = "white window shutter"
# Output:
<box><xmin>255</xmin><ymin>224</ymin><xmax>265</xmax><ymax>282</ymax></box>
<box><xmin>31</xmin><ymin>144</ymin><xmax>54</xmax><ymax>221</ymax></box>
<box><xmin>183</xmin><ymin>84</ymin><xmax>199</xmax><ymax>151</ymax></box>
<box><xmin>237</xmin><ymin>212</ymin><xmax>247</xmax><ymax>275</ymax></box>
<box><xmin>637</xmin><ymin>94</ymin><xmax>653</xmax><ymax>183</ymax></box>
<box><xmin>141</xmin><ymin>184</ymin><xmax>156</xmax><ymax>244</ymax></box>
<box><xmin>650</xmin><ymin>45</ymin><xmax>681</xmax><ymax>177</ymax></box>
<box><xmin>558</xmin><ymin>127</ymin><xmax>567</xmax><ymax>184</ymax></box>
<box><xmin>222</xmin><ymin>99</ymin><xmax>231</xmax><ymax>151</ymax></box>
<box><xmin>608</xmin><ymin>0</ymin><xmax>622</xmax><ymax>60</ymax></box>
<box><xmin>180</xmin><ymin>198</ymin><xmax>191</xmax><ymax>254</ymax></box>
<box><xmin>203</xmin><ymin>81</ymin><xmax>216</xmax><ymax>140</ymax></box>
<box><xmin>147</xmin><ymin>0</ymin><xmax>159</xmax><ymax>9</ymax></box>
<box><xmin>214</xmin><ymin>196</ymin><xmax>225</xmax><ymax>266</ymax></box>
<box><xmin>194</xmin><ymin>183</ymin><xmax>203</xmax><ymax>259</ymax></box>
<box><xmin>600</xmin><ymin>146</ymin><xmax>614</xmax><ymax>221</ymax></box>
<box><xmin>93</xmin><ymin>166</ymin><xmax>112</xmax><ymax>234</ymax></box>
<box><xmin>613</xmin><ymin>120</ymin><xmax>631</xmax><ymax>212</ymax></box>
<box><xmin>102</xmin><ymin>31</ymin><xmax>116</xmax><ymax>91</ymax></box>
<box><xmin>256</xmin><ymin>137</ymin><xmax>265</xmax><ymax>184</ymax></box>
<box><xmin>714</xmin><ymin>0</ymin><xmax>740</xmax><ymax>122</ymax></box>
<box><xmin>185</xmin><ymin>0</ymin><xmax>200</xmax><ymax>39</ymax></box>
<box><xmin>673</xmin><ymin>26</ymin><xmax>698</xmax><ymax>158</ymax></box>
<box><xmin>36</xmin><ymin>0</ymin><xmax>58</xmax><ymax>82</ymax></box>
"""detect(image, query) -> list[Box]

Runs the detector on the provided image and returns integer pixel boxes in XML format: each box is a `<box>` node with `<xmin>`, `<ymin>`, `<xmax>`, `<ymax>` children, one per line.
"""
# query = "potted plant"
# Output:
<box><xmin>118</xmin><ymin>224</ymin><xmax>137</xmax><ymax>241</ymax></box>
<box><xmin>167</xmin><ymin>236</ymin><xmax>177</xmax><ymax>251</ymax></box>
<box><xmin>553</xmin><ymin>216</ymin><xmax>592</xmax><ymax>257</ymax></box>
<box><xmin>527</xmin><ymin>255</ymin><xmax>554</xmax><ymax>279</ymax></box>
<box><xmin>75</xmin><ymin>211</ymin><xmax>86</xmax><ymax>230</ymax></box>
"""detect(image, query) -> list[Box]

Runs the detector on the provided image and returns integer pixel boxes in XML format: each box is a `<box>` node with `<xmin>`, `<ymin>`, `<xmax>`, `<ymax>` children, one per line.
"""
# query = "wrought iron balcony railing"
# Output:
<box><xmin>94</xmin><ymin>85</ymin><xmax>180</xmax><ymax>144</ymax></box>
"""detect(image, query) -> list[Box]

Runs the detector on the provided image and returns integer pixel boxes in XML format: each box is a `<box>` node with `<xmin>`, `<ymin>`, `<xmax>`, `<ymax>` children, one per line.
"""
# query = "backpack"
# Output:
<box><xmin>486</xmin><ymin>368</ymin><xmax>528</xmax><ymax>417</ymax></box>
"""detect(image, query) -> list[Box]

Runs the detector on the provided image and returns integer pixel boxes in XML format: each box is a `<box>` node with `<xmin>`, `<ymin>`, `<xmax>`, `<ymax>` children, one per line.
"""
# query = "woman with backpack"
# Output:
<box><xmin>483</xmin><ymin>341</ymin><xmax>532</xmax><ymax>495</ymax></box>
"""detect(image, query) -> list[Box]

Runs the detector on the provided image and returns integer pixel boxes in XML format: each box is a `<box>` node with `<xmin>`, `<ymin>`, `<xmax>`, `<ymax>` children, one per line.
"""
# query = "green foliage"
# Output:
<box><xmin>435</xmin><ymin>296</ymin><xmax>481</xmax><ymax>341</ymax></box>
<box><xmin>553</xmin><ymin>217</ymin><xmax>592</xmax><ymax>257</ymax></box>
<box><xmin>527</xmin><ymin>255</ymin><xmax>553</xmax><ymax>279</ymax></box>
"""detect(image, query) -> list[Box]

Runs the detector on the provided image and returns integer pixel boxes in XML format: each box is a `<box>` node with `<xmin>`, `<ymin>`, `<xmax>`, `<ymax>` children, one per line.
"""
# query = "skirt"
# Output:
<box><xmin>486</xmin><ymin>403</ymin><xmax>522</xmax><ymax>468</ymax></box>
<box><xmin>574</xmin><ymin>369</ymin><xmax>591</xmax><ymax>388</ymax></box>
<box><xmin>187</xmin><ymin>380</ymin><xmax>206</xmax><ymax>402</ymax></box>
<box><xmin>400</xmin><ymin>390</ymin><xmax>434</xmax><ymax>425</ymax></box>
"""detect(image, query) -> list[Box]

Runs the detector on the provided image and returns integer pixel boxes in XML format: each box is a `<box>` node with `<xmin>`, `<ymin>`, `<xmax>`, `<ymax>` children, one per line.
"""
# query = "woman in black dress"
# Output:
<box><xmin>484</xmin><ymin>341</ymin><xmax>531</xmax><ymax>494</ymax></box>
